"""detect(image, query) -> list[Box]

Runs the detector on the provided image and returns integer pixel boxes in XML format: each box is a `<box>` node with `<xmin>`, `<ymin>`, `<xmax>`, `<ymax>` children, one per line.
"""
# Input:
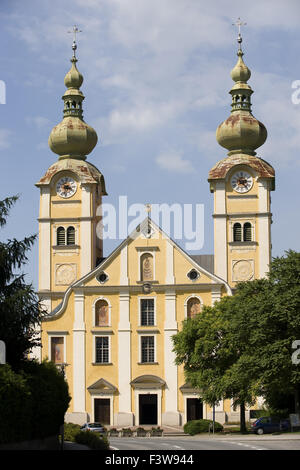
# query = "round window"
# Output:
<box><xmin>187</xmin><ymin>269</ymin><xmax>199</xmax><ymax>281</ymax></box>
<box><xmin>97</xmin><ymin>272</ymin><xmax>108</xmax><ymax>284</ymax></box>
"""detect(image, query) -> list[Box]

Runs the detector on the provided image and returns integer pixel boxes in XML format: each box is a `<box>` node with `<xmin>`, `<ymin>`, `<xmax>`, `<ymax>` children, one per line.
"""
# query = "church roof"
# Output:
<box><xmin>36</xmin><ymin>157</ymin><xmax>107</xmax><ymax>194</ymax></box>
<box><xmin>208</xmin><ymin>153</ymin><xmax>275</xmax><ymax>187</ymax></box>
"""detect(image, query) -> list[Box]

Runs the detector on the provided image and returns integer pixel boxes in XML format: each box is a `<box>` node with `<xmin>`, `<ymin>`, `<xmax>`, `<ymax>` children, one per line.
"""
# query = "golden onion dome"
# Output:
<box><xmin>48</xmin><ymin>48</ymin><xmax>97</xmax><ymax>160</ymax></box>
<box><xmin>216</xmin><ymin>47</ymin><xmax>267</xmax><ymax>156</ymax></box>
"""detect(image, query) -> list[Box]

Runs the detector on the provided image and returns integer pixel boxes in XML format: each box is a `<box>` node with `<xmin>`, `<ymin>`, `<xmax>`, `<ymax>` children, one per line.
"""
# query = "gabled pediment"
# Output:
<box><xmin>130</xmin><ymin>375</ymin><xmax>166</xmax><ymax>389</ymax></box>
<box><xmin>87</xmin><ymin>378</ymin><xmax>118</xmax><ymax>395</ymax></box>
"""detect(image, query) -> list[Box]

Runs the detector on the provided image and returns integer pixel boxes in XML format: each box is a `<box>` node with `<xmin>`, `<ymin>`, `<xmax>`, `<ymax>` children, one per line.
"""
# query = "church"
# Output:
<box><xmin>34</xmin><ymin>29</ymin><xmax>275</xmax><ymax>427</ymax></box>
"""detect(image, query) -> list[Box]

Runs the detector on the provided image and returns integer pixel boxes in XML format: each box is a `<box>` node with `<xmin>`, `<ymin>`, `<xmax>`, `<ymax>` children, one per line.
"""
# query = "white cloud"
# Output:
<box><xmin>0</xmin><ymin>129</ymin><xmax>12</xmax><ymax>150</ymax></box>
<box><xmin>26</xmin><ymin>116</ymin><xmax>51</xmax><ymax>130</ymax></box>
<box><xmin>156</xmin><ymin>151</ymin><xmax>194</xmax><ymax>173</ymax></box>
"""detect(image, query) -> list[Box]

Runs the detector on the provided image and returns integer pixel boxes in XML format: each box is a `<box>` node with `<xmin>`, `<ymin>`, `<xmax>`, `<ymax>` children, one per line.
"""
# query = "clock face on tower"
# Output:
<box><xmin>56</xmin><ymin>177</ymin><xmax>77</xmax><ymax>198</ymax></box>
<box><xmin>231</xmin><ymin>171</ymin><xmax>253</xmax><ymax>193</ymax></box>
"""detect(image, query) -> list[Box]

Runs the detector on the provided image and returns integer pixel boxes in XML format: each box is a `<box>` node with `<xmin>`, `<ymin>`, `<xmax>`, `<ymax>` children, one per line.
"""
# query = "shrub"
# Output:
<box><xmin>0</xmin><ymin>360</ymin><xmax>70</xmax><ymax>444</ymax></box>
<box><xmin>22</xmin><ymin>360</ymin><xmax>71</xmax><ymax>439</ymax></box>
<box><xmin>63</xmin><ymin>423</ymin><xmax>81</xmax><ymax>442</ymax></box>
<box><xmin>75</xmin><ymin>431</ymin><xmax>109</xmax><ymax>450</ymax></box>
<box><xmin>122</xmin><ymin>428</ymin><xmax>133</xmax><ymax>436</ymax></box>
<box><xmin>0</xmin><ymin>365</ymin><xmax>32</xmax><ymax>444</ymax></box>
<box><xmin>184</xmin><ymin>419</ymin><xmax>223</xmax><ymax>435</ymax></box>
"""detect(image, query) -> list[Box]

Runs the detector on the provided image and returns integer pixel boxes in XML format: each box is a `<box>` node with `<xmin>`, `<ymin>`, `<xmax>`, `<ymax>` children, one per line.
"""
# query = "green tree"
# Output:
<box><xmin>173</xmin><ymin>250</ymin><xmax>300</xmax><ymax>431</ymax></box>
<box><xmin>0</xmin><ymin>196</ymin><xmax>43</xmax><ymax>367</ymax></box>
<box><xmin>173</xmin><ymin>298</ymin><xmax>256</xmax><ymax>432</ymax></box>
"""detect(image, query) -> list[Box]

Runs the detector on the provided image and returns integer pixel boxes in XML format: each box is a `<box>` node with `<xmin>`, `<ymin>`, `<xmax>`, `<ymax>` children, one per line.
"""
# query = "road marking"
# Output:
<box><xmin>110</xmin><ymin>446</ymin><xmax>119</xmax><ymax>450</ymax></box>
<box><xmin>173</xmin><ymin>445</ymin><xmax>184</xmax><ymax>450</ymax></box>
<box><xmin>221</xmin><ymin>440</ymin><xmax>266</xmax><ymax>451</ymax></box>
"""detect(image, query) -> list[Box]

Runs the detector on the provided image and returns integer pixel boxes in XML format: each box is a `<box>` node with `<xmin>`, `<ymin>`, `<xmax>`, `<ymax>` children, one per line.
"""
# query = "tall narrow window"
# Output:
<box><xmin>95</xmin><ymin>300</ymin><xmax>109</xmax><ymax>326</ymax></box>
<box><xmin>57</xmin><ymin>227</ymin><xmax>65</xmax><ymax>246</ymax></box>
<box><xmin>243</xmin><ymin>222</ymin><xmax>252</xmax><ymax>242</ymax></box>
<box><xmin>67</xmin><ymin>226</ymin><xmax>75</xmax><ymax>245</ymax></box>
<box><xmin>140</xmin><ymin>253</ymin><xmax>153</xmax><ymax>281</ymax></box>
<box><xmin>51</xmin><ymin>337</ymin><xmax>64</xmax><ymax>364</ymax></box>
<box><xmin>233</xmin><ymin>223</ymin><xmax>242</xmax><ymax>242</ymax></box>
<box><xmin>141</xmin><ymin>336</ymin><xmax>155</xmax><ymax>363</ymax></box>
<box><xmin>95</xmin><ymin>337</ymin><xmax>109</xmax><ymax>364</ymax></box>
<box><xmin>187</xmin><ymin>297</ymin><xmax>201</xmax><ymax>319</ymax></box>
<box><xmin>140</xmin><ymin>299</ymin><xmax>155</xmax><ymax>326</ymax></box>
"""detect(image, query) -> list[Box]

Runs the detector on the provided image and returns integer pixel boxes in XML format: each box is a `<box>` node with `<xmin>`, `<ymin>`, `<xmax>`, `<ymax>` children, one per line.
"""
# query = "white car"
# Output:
<box><xmin>80</xmin><ymin>422</ymin><xmax>106</xmax><ymax>435</ymax></box>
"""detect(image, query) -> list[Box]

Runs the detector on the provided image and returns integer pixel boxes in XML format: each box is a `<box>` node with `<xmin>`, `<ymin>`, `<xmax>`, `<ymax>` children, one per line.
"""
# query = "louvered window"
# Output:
<box><xmin>243</xmin><ymin>222</ymin><xmax>252</xmax><ymax>242</ymax></box>
<box><xmin>67</xmin><ymin>226</ymin><xmax>75</xmax><ymax>245</ymax></box>
<box><xmin>57</xmin><ymin>227</ymin><xmax>65</xmax><ymax>246</ymax></box>
<box><xmin>233</xmin><ymin>223</ymin><xmax>242</xmax><ymax>242</ymax></box>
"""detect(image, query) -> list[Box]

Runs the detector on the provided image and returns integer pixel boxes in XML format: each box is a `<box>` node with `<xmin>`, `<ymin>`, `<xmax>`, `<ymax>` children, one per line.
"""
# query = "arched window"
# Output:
<box><xmin>57</xmin><ymin>227</ymin><xmax>65</xmax><ymax>246</ymax></box>
<box><xmin>67</xmin><ymin>226</ymin><xmax>75</xmax><ymax>245</ymax></box>
<box><xmin>140</xmin><ymin>253</ymin><xmax>153</xmax><ymax>281</ymax></box>
<box><xmin>233</xmin><ymin>223</ymin><xmax>242</xmax><ymax>242</ymax></box>
<box><xmin>243</xmin><ymin>222</ymin><xmax>252</xmax><ymax>242</ymax></box>
<box><xmin>95</xmin><ymin>299</ymin><xmax>109</xmax><ymax>326</ymax></box>
<box><xmin>187</xmin><ymin>297</ymin><xmax>201</xmax><ymax>319</ymax></box>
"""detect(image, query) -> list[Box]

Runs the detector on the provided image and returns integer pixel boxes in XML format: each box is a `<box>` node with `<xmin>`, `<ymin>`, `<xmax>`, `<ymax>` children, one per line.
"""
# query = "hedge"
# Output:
<box><xmin>0</xmin><ymin>361</ymin><xmax>70</xmax><ymax>444</ymax></box>
<box><xmin>75</xmin><ymin>430</ymin><xmax>110</xmax><ymax>450</ymax></box>
<box><xmin>184</xmin><ymin>419</ymin><xmax>223</xmax><ymax>435</ymax></box>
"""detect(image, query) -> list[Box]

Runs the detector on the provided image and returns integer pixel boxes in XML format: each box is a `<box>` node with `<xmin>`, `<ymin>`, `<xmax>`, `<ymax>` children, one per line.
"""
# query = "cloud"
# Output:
<box><xmin>0</xmin><ymin>129</ymin><xmax>12</xmax><ymax>150</ymax></box>
<box><xmin>26</xmin><ymin>116</ymin><xmax>51</xmax><ymax>130</ymax></box>
<box><xmin>156</xmin><ymin>151</ymin><xmax>194</xmax><ymax>173</ymax></box>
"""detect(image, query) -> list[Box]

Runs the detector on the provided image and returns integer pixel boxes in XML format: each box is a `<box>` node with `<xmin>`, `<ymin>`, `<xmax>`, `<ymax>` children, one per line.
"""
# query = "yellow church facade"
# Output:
<box><xmin>35</xmin><ymin>32</ymin><xmax>275</xmax><ymax>426</ymax></box>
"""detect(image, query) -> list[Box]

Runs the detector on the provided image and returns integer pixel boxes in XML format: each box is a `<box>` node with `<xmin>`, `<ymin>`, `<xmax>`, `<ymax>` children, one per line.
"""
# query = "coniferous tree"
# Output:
<box><xmin>0</xmin><ymin>196</ymin><xmax>42</xmax><ymax>368</ymax></box>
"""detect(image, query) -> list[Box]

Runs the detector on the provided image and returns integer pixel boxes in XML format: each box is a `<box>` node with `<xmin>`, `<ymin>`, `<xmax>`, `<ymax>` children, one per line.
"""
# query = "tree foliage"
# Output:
<box><xmin>173</xmin><ymin>250</ymin><xmax>300</xmax><ymax>430</ymax></box>
<box><xmin>0</xmin><ymin>196</ymin><xmax>43</xmax><ymax>367</ymax></box>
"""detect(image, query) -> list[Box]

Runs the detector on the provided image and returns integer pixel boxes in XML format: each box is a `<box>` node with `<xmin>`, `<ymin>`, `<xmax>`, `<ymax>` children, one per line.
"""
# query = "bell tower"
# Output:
<box><xmin>208</xmin><ymin>25</ymin><xmax>275</xmax><ymax>288</ymax></box>
<box><xmin>36</xmin><ymin>32</ymin><xmax>107</xmax><ymax>312</ymax></box>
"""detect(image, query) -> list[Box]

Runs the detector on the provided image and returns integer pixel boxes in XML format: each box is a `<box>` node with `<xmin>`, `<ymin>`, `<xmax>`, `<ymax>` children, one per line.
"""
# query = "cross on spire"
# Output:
<box><xmin>232</xmin><ymin>17</ymin><xmax>246</xmax><ymax>50</ymax></box>
<box><xmin>68</xmin><ymin>25</ymin><xmax>82</xmax><ymax>58</ymax></box>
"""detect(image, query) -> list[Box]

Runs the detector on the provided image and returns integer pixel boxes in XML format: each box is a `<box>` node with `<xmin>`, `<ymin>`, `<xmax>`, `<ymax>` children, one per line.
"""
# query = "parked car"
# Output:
<box><xmin>80</xmin><ymin>422</ymin><xmax>106</xmax><ymax>435</ymax></box>
<box><xmin>251</xmin><ymin>417</ymin><xmax>290</xmax><ymax>435</ymax></box>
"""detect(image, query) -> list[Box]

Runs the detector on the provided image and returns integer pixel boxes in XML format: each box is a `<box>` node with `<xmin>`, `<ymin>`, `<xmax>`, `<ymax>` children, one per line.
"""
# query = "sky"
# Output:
<box><xmin>0</xmin><ymin>0</ymin><xmax>299</xmax><ymax>289</ymax></box>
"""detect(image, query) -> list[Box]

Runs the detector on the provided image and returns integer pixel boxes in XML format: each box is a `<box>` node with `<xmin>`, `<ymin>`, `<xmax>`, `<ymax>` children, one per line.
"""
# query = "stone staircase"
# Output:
<box><xmin>161</xmin><ymin>425</ymin><xmax>188</xmax><ymax>437</ymax></box>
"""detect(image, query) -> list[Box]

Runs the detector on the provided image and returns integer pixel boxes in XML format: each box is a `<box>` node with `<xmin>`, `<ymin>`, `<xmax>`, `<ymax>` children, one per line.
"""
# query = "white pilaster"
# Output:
<box><xmin>39</xmin><ymin>221</ymin><xmax>51</xmax><ymax>291</ymax></box>
<box><xmin>213</xmin><ymin>181</ymin><xmax>227</xmax><ymax>282</ymax></box>
<box><xmin>73</xmin><ymin>291</ymin><xmax>86</xmax><ymax>413</ymax></box>
<box><xmin>116</xmin><ymin>291</ymin><xmax>133</xmax><ymax>425</ymax></box>
<box><xmin>162</xmin><ymin>290</ymin><xmax>180</xmax><ymax>425</ymax></box>
<box><xmin>258</xmin><ymin>180</ymin><xmax>271</xmax><ymax>278</ymax></box>
<box><xmin>80</xmin><ymin>185</ymin><xmax>92</xmax><ymax>276</ymax></box>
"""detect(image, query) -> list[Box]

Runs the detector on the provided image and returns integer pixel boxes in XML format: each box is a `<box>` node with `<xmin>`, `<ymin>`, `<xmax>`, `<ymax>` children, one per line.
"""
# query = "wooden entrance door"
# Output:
<box><xmin>187</xmin><ymin>398</ymin><xmax>203</xmax><ymax>421</ymax></box>
<box><xmin>94</xmin><ymin>398</ymin><xmax>110</xmax><ymax>425</ymax></box>
<box><xmin>139</xmin><ymin>394</ymin><xmax>157</xmax><ymax>425</ymax></box>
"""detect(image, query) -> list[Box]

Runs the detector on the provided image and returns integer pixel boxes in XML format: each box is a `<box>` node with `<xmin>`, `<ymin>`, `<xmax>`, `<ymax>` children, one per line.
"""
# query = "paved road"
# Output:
<box><xmin>109</xmin><ymin>435</ymin><xmax>300</xmax><ymax>451</ymax></box>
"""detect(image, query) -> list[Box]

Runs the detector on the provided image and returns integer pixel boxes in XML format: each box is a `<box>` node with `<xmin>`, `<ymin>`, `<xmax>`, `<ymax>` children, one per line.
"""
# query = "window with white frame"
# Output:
<box><xmin>140</xmin><ymin>298</ymin><xmax>155</xmax><ymax>326</ymax></box>
<box><xmin>141</xmin><ymin>336</ymin><xmax>155</xmax><ymax>363</ymax></box>
<box><xmin>95</xmin><ymin>336</ymin><xmax>110</xmax><ymax>364</ymax></box>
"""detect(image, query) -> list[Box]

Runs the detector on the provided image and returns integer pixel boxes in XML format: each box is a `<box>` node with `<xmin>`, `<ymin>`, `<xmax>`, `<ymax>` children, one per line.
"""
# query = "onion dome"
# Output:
<box><xmin>48</xmin><ymin>40</ymin><xmax>98</xmax><ymax>160</ymax></box>
<box><xmin>216</xmin><ymin>42</ymin><xmax>267</xmax><ymax>157</ymax></box>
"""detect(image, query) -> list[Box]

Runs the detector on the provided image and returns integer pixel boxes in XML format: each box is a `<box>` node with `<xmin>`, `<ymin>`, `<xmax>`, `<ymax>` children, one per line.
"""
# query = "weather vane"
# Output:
<box><xmin>145</xmin><ymin>203</ymin><xmax>152</xmax><ymax>218</ymax></box>
<box><xmin>68</xmin><ymin>25</ymin><xmax>82</xmax><ymax>58</ymax></box>
<box><xmin>232</xmin><ymin>18</ymin><xmax>246</xmax><ymax>50</ymax></box>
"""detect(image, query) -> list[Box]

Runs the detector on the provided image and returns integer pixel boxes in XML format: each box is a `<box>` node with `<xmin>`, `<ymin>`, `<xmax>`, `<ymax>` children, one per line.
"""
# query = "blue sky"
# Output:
<box><xmin>0</xmin><ymin>0</ymin><xmax>299</xmax><ymax>289</ymax></box>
